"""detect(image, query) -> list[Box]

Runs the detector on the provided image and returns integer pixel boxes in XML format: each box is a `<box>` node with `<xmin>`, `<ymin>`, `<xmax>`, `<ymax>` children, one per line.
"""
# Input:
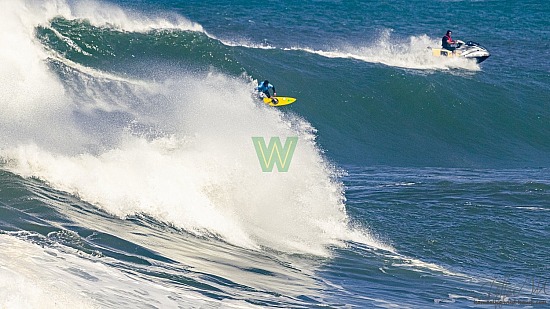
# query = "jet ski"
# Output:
<box><xmin>430</xmin><ymin>40</ymin><xmax>490</xmax><ymax>63</ymax></box>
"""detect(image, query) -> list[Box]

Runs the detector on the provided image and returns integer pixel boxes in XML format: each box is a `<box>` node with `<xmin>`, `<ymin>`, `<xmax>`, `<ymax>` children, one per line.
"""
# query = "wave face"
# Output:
<box><xmin>1</xmin><ymin>0</ymin><xmax>549</xmax><ymax>307</ymax></box>
<box><xmin>2</xmin><ymin>0</ymin><xmax>388</xmax><ymax>256</ymax></box>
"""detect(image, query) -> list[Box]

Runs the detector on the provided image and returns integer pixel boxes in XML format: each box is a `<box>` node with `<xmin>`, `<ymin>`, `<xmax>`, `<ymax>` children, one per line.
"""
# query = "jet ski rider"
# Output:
<box><xmin>442</xmin><ymin>30</ymin><xmax>457</xmax><ymax>52</ymax></box>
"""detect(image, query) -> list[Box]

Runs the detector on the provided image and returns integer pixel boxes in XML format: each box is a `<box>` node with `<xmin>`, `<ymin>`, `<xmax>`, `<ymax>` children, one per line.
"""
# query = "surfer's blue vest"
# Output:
<box><xmin>257</xmin><ymin>83</ymin><xmax>273</xmax><ymax>92</ymax></box>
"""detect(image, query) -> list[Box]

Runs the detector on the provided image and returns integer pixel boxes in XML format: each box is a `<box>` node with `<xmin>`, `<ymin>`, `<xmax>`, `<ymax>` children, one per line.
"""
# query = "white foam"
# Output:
<box><xmin>0</xmin><ymin>0</ymin><xmax>86</xmax><ymax>152</ymax></box>
<box><xmin>1</xmin><ymin>75</ymin><xmax>388</xmax><ymax>254</ymax></box>
<box><xmin>220</xmin><ymin>38</ymin><xmax>277</xmax><ymax>50</ymax></box>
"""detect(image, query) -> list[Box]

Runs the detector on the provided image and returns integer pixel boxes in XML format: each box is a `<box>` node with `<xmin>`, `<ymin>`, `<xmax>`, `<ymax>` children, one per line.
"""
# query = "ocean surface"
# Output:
<box><xmin>1</xmin><ymin>0</ymin><xmax>549</xmax><ymax>308</ymax></box>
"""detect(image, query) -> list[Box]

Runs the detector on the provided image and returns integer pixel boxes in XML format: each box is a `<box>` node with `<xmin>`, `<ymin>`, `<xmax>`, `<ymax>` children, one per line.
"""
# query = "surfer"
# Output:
<box><xmin>442</xmin><ymin>30</ymin><xmax>457</xmax><ymax>52</ymax></box>
<box><xmin>256</xmin><ymin>80</ymin><xmax>277</xmax><ymax>102</ymax></box>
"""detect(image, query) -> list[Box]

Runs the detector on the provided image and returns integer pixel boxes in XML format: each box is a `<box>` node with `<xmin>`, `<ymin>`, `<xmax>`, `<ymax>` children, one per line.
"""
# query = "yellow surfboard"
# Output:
<box><xmin>263</xmin><ymin>97</ymin><xmax>297</xmax><ymax>107</ymax></box>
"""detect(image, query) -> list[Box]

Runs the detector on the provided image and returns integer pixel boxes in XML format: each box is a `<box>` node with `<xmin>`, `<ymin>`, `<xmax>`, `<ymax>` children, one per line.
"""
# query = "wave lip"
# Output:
<box><xmin>35</xmin><ymin>0</ymin><xmax>205</xmax><ymax>33</ymax></box>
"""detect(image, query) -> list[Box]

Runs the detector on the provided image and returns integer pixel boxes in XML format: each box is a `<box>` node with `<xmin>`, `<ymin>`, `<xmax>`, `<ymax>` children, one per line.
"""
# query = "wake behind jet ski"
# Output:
<box><xmin>429</xmin><ymin>30</ymin><xmax>490</xmax><ymax>63</ymax></box>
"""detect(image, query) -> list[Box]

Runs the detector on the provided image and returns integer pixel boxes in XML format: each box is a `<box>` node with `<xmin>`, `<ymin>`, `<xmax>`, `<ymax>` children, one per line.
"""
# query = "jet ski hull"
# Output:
<box><xmin>430</xmin><ymin>41</ymin><xmax>490</xmax><ymax>63</ymax></box>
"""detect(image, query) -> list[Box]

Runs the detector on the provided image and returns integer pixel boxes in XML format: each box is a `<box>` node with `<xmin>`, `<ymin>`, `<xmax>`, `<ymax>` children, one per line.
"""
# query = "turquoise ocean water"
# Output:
<box><xmin>1</xmin><ymin>0</ymin><xmax>549</xmax><ymax>307</ymax></box>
